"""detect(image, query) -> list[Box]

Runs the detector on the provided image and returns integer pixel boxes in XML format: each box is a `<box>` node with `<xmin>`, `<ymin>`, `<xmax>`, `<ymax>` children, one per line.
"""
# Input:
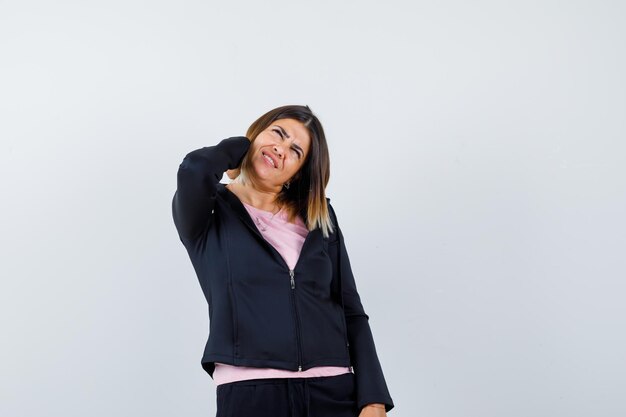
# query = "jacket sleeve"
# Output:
<box><xmin>172</xmin><ymin>136</ymin><xmax>251</xmax><ymax>242</ymax></box>
<box><xmin>328</xmin><ymin>203</ymin><xmax>395</xmax><ymax>413</ymax></box>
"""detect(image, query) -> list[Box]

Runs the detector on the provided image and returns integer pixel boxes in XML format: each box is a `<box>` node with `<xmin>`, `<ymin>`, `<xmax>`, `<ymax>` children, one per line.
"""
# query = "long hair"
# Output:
<box><xmin>234</xmin><ymin>104</ymin><xmax>334</xmax><ymax>238</ymax></box>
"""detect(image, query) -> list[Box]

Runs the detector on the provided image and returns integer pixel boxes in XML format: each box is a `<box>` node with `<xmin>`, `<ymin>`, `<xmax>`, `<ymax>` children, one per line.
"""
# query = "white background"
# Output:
<box><xmin>1</xmin><ymin>1</ymin><xmax>625</xmax><ymax>416</ymax></box>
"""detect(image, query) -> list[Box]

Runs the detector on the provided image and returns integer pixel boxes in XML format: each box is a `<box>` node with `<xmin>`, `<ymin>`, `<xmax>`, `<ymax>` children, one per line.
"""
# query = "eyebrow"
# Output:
<box><xmin>274</xmin><ymin>124</ymin><xmax>304</xmax><ymax>158</ymax></box>
<box><xmin>275</xmin><ymin>124</ymin><xmax>290</xmax><ymax>139</ymax></box>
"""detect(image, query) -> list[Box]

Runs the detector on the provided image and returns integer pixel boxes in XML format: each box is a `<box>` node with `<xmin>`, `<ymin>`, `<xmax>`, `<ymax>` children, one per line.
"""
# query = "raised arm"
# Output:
<box><xmin>328</xmin><ymin>203</ymin><xmax>395</xmax><ymax>413</ymax></box>
<box><xmin>172</xmin><ymin>136</ymin><xmax>251</xmax><ymax>242</ymax></box>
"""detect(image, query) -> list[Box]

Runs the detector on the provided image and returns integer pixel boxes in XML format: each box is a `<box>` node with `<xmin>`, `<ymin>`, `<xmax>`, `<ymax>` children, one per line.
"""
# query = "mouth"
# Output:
<box><xmin>262</xmin><ymin>151</ymin><xmax>278</xmax><ymax>169</ymax></box>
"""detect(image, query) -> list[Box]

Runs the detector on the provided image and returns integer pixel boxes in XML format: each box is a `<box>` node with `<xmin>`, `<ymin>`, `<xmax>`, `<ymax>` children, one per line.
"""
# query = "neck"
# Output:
<box><xmin>232</xmin><ymin>180</ymin><xmax>282</xmax><ymax>213</ymax></box>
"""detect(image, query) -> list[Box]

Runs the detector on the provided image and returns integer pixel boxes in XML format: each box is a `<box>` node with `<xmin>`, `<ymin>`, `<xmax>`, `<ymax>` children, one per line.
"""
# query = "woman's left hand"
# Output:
<box><xmin>358</xmin><ymin>403</ymin><xmax>387</xmax><ymax>417</ymax></box>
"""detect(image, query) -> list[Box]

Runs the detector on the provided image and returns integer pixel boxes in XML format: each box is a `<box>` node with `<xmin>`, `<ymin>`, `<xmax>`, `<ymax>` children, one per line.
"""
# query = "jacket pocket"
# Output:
<box><xmin>231</xmin><ymin>267</ymin><xmax>300</xmax><ymax>364</ymax></box>
<box><xmin>298</xmin><ymin>293</ymin><xmax>351</xmax><ymax>365</ymax></box>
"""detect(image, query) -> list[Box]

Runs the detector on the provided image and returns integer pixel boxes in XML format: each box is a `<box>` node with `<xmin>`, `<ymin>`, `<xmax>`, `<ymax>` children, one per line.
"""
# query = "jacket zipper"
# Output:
<box><xmin>226</xmin><ymin>196</ymin><xmax>311</xmax><ymax>373</ymax></box>
<box><xmin>289</xmin><ymin>268</ymin><xmax>303</xmax><ymax>371</ymax></box>
<box><xmin>263</xmin><ymin>237</ymin><xmax>309</xmax><ymax>373</ymax></box>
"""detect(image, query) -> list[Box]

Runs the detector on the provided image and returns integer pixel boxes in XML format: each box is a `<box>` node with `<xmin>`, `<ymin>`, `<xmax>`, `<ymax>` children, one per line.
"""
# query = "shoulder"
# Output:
<box><xmin>325</xmin><ymin>197</ymin><xmax>336</xmax><ymax>219</ymax></box>
<box><xmin>323</xmin><ymin>197</ymin><xmax>341</xmax><ymax>243</ymax></box>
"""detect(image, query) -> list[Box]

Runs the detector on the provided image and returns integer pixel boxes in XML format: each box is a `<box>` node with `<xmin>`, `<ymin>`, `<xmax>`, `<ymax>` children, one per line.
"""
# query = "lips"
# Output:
<box><xmin>262</xmin><ymin>151</ymin><xmax>279</xmax><ymax>169</ymax></box>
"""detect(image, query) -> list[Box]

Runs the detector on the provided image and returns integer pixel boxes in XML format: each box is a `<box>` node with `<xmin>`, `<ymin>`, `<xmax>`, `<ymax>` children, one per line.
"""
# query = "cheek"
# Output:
<box><xmin>287</xmin><ymin>161</ymin><xmax>303</xmax><ymax>176</ymax></box>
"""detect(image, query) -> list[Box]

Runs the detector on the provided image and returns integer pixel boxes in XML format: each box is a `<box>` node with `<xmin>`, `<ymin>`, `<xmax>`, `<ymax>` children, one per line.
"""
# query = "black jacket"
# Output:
<box><xmin>172</xmin><ymin>136</ymin><xmax>394</xmax><ymax>412</ymax></box>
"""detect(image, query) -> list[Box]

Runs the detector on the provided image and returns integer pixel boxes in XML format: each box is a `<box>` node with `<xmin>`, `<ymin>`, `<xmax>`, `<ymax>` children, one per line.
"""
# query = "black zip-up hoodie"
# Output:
<box><xmin>172</xmin><ymin>136</ymin><xmax>394</xmax><ymax>413</ymax></box>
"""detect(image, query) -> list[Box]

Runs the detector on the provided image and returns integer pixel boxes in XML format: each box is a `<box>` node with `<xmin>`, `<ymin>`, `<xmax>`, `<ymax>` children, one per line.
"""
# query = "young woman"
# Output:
<box><xmin>172</xmin><ymin>105</ymin><xmax>394</xmax><ymax>416</ymax></box>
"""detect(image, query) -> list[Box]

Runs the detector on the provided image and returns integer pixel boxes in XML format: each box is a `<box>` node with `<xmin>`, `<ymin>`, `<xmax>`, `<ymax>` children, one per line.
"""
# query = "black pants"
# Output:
<box><xmin>215</xmin><ymin>372</ymin><xmax>359</xmax><ymax>417</ymax></box>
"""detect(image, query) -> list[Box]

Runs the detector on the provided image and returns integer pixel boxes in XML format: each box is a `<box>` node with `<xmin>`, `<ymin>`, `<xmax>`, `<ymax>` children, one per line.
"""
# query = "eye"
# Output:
<box><xmin>273</xmin><ymin>128</ymin><xmax>301</xmax><ymax>159</ymax></box>
<box><xmin>272</xmin><ymin>128</ymin><xmax>284</xmax><ymax>139</ymax></box>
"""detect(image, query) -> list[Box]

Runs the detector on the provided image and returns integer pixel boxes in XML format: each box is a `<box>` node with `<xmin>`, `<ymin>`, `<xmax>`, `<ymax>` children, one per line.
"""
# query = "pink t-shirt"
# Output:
<box><xmin>212</xmin><ymin>201</ymin><xmax>352</xmax><ymax>385</ymax></box>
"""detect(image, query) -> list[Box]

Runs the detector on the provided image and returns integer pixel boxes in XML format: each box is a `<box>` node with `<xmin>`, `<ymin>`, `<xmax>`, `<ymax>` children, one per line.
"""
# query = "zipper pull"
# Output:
<box><xmin>298</xmin><ymin>365</ymin><xmax>302</xmax><ymax>371</ymax></box>
<box><xmin>290</xmin><ymin>269</ymin><xmax>295</xmax><ymax>289</ymax></box>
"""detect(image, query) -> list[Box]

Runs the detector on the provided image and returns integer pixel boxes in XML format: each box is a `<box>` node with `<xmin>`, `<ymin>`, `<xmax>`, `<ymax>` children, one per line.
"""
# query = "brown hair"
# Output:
<box><xmin>234</xmin><ymin>104</ymin><xmax>334</xmax><ymax>238</ymax></box>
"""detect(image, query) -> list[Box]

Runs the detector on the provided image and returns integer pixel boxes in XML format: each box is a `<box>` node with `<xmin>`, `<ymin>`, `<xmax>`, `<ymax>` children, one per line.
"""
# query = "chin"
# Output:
<box><xmin>254</xmin><ymin>159</ymin><xmax>277</xmax><ymax>177</ymax></box>
<box><xmin>250</xmin><ymin>166</ymin><xmax>273</xmax><ymax>182</ymax></box>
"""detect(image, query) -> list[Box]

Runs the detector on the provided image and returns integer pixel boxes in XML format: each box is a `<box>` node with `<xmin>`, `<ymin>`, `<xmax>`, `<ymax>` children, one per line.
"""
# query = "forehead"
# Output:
<box><xmin>271</xmin><ymin>118</ymin><xmax>311</xmax><ymax>149</ymax></box>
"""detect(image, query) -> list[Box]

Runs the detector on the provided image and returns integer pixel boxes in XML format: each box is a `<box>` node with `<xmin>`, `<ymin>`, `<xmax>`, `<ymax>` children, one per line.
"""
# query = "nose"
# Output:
<box><xmin>273</xmin><ymin>144</ymin><xmax>284</xmax><ymax>159</ymax></box>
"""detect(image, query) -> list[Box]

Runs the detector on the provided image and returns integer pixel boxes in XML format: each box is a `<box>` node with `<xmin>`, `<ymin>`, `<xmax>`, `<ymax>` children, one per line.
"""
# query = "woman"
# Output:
<box><xmin>172</xmin><ymin>105</ymin><xmax>394</xmax><ymax>416</ymax></box>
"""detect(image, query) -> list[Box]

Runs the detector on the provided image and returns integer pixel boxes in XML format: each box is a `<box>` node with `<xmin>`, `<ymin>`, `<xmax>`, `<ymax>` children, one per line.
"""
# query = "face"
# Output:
<box><xmin>249</xmin><ymin>118</ymin><xmax>312</xmax><ymax>188</ymax></box>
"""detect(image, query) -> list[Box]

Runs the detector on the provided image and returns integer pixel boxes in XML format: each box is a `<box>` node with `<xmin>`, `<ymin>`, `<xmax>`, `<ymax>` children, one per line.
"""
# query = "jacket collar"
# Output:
<box><xmin>216</xmin><ymin>183</ymin><xmax>318</xmax><ymax>270</ymax></box>
<box><xmin>217</xmin><ymin>182</ymin><xmax>258</xmax><ymax>233</ymax></box>
<box><xmin>216</xmin><ymin>182</ymin><xmax>310</xmax><ymax>234</ymax></box>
